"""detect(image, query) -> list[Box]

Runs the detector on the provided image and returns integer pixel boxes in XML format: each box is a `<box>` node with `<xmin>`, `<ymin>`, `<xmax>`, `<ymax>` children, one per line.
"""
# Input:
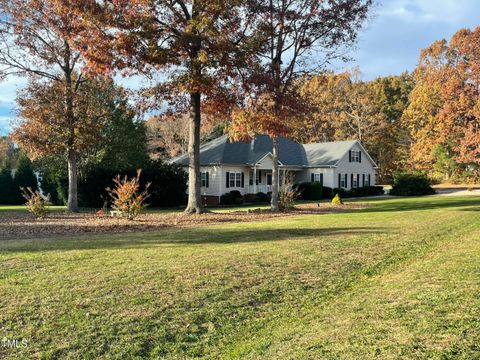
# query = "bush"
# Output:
<box><xmin>106</xmin><ymin>170</ymin><xmax>150</xmax><ymax>220</ymax></box>
<box><xmin>243</xmin><ymin>194</ymin><xmax>259</xmax><ymax>203</ymax></box>
<box><xmin>390</xmin><ymin>171</ymin><xmax>435</xmax><ymax>196</ymax></box>
<box><xmin>220</xmin><ymin>190</ymin><xmax>244</xmax><ymax>205</ymax></box>
<box><xmin>331</xmin><ymin>193</ymin><xmax>343</xmax><ymax>205</ymax></box>
<box><xmin>21</xmin><ymin>187</ymin><xmax>49</xmax><ymax>219</ymax></box>
<box><xmin>296</xmin><ymin>183</ymin><xmax>334</xmax><ymax>200</ymax></box>
<box><xmin>256</xmin><ymin>192</ymin><xmax>270</xmax><ymax>203</ymax></box>
<box><xmin>75</xmin><ymin>160</ymin><xmax>187</xmax><ymax>208</ymax></box>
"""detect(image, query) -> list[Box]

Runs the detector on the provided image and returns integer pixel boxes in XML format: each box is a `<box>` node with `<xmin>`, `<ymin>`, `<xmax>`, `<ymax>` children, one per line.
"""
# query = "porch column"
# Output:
<box><xmin>253</xmin><ymin>166</ymin><xmax>257</xmax><ymax>193</ymax></box>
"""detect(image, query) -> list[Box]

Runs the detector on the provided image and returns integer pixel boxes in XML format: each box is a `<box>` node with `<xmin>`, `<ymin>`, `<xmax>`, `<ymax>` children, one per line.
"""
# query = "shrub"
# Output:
<box><xmin>243</xmin><ymin>194</ymin><xmax>259</xmax><ymax>203</ymax></box>
<box><xmin>331</xmin><ymin>193</ymin><xmax>343</xmax><ymax>205</ymax></box>
<box><xmin>220</xmin><ymin>190</ymin><xmax>244</xmax><ymax>205</ymax></box>
<box><xmin>279</xmin><ymin>172</ymin><xmax>299</xmax><ymax>210</ymax></box>
<box><xmin>296</xmin><ymin>182</ymin><xmax>323</xmax><ymax>200</ymax></box>
<box><xmin>256</xmin><ymin>192</ymin><xmax>270</xmax><ymax>203</ymax></box>
<box><xmin>21</xmin><ymin>187</ymin><xmax>49</xmax><ymax>219</ymax></box>
<box><xmin>390</xmin><ymin>171</ymin><xmax>435</xmax><ymax>196</ymax></box>
<box><xmin>106</xmin><ymin>170</ymin><xmax>150</xmax><ymax>220</ymax></box>
<box><xmin>76</xmin><ymin>160</ymin><xmax>187</xmax><ymax>208</ymax></box>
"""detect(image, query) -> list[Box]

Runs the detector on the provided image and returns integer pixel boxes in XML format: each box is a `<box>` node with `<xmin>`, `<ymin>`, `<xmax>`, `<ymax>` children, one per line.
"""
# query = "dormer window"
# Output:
<box><xmin>350</xmin><ymin>150</ymin><xmax>361</xmax><ymax>162</ymax></box>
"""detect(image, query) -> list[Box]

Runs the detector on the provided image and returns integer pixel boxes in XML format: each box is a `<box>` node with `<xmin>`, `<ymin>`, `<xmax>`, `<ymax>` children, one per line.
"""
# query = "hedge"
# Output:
<box><xmin>390</xmin><ymin>171</ymin><xmax>435</xmax><ymax>196</ymax></box>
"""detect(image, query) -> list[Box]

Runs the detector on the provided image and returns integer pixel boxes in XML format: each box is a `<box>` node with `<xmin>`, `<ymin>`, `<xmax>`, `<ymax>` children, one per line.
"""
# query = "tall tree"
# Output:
<box><xmin>11</xmin><ymin>77</ymin><xmax>118</xmax><ymax>202</ymax></box>
<box><xmin>13</xmin><ymin>153</ymin><xmax>38</xmax><ymax>203</ymax></box>
<box><xmin>0</xmin><ymin>0</ymin><xmax>90</xmax><ymax>211</ymax></box>
<box><xmin>65</xmin><ymin>0</ymin><xmax>257</xmax><ymax>213</ymax></box>
<box><xmin>404</xmin><ymin>27</ymin><xmax>480</xmax><ymax>180</ymax></box>
<box><xmin>231</xmin><ymin>0</ymin><xmax>372</xmax><ymax>211</ymax></box>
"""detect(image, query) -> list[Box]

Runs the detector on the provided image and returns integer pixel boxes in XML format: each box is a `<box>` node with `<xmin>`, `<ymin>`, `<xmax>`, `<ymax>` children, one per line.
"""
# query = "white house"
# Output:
<box><xmin>171</xmin><ymin>134</ymin><xmax>378</xmax><ymax>205</ymax></box>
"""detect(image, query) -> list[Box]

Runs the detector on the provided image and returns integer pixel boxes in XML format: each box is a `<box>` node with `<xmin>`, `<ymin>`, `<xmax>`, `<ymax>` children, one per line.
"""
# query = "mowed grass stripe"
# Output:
<box><xmin>0</xmin><ymin>196</ymin><xmax>479</xmax><ymax>359</ymax></box>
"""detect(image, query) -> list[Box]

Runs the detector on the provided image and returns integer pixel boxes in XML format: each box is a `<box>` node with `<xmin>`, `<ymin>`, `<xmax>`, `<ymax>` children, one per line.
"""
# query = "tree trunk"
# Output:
<box><xmin>67</xmin><ymin>149</ymin><xmax>78</xmax><ymax>212</ymax></box>
<box><xmin>64</xmin><ymin>60</ymin><xmax>78</xmax><ymax>212</ymax></box>
<box><xmin>271</xmin><ymin>136</ymin><xmax>280</xmax><ymax>212</ymax></box>
<box><xmin>185</xmin><ymin>91</ymin><xmax>203</xmax><ymax>214</ymax></box>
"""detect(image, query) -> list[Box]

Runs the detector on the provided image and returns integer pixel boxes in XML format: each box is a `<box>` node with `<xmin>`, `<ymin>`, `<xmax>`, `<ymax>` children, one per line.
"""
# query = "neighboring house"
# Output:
<box><xmin>171</xmin><ymin>134</ymin><xmax>378</xmax><ymax>205</ymax></box>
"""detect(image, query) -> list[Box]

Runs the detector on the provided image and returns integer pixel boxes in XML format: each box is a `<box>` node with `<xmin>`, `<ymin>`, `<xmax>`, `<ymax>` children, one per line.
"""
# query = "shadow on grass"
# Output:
<box><xmin>0</xmin><ymin>226</ymin><xmax>387</xmax><ymax>253</ymax></box>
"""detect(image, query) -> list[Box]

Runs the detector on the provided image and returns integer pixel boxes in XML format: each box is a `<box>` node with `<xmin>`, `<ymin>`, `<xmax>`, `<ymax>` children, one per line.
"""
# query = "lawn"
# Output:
<box><xmin>1</xmin><ymin>196</ymin><xmax>479</xmax><ymax>359</ymax></box>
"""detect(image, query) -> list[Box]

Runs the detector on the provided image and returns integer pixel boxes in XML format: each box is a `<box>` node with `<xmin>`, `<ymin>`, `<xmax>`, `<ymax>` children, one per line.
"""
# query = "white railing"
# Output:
<box><xmin>247</xmin><ymin>184</ymin><xmax>272</xmax><ymax>194</ymax></box>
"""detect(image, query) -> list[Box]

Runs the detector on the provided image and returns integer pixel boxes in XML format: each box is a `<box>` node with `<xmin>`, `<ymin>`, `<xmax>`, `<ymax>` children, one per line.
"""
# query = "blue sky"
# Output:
<box><xmin>1</xmin><ymin>0</ymin><xmax>479</xmax><ymax>135</ymax></box>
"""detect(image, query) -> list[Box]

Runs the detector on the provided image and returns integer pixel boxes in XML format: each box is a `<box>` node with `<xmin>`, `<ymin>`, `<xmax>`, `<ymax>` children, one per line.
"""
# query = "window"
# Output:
<box><xmin>313</xmin><ymin>173</ymin><xmax>323</xmax><ymax>184</ymax></box>
<box><xmin>364</xmin><ymin>174</ymin><xmax>370</xmax><ymax>186</ymax></box>
<box><xmin>249</xmin><ymin>171</ymin><xmax>254</xmax><ymax>186</ymax></box>
<box><xmin>351</xmin><ymin>150</ymin><xmax>361</xmax><ymax>162</ymax></box>
<box><xmin>201</xmin><ymin>172</ymin><xmax>209</xmax><ymax>187</ymax></box>
<box><xmin>340</xmin><ymin>174</ymin><xmax>346</xmax><ymax>188</ymax></box>
<box><xmin>229</xmin><ymin>172</ymin><xmax>242</xmax><ymax>188</ymax></box>
<box><xmin>352</xmin><ymin>173</ymin><xmax>358</xmax><ymax>188</ymax></box>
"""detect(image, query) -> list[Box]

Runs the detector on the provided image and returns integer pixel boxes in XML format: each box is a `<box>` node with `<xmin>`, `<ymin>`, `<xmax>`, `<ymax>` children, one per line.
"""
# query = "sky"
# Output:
<box><xmin>0</xmin><ymin>0</ymin><xmax>479</xmax><ymax>135</ymax></box>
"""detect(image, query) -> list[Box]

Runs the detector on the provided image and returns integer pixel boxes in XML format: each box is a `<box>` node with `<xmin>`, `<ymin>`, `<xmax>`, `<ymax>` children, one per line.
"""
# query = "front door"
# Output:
<box><xmin>267</xmin><ymin>174</ymin><xmax>272</xmax><ymax>185</ymax></box>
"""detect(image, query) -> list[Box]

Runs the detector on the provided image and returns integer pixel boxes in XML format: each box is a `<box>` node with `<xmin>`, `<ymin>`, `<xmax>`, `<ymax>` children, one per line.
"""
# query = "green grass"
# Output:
<box><xmin>1</xmin><ymin>196</ymin><xmax>480</xmax><ymax>359</ymax></box>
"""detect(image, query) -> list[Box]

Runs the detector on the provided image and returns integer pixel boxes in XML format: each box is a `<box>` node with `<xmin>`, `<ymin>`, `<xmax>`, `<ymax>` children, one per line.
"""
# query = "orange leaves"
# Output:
<box><xmin>406</xmin><ymin>26</ymin><xmax>480</xmax><ymax>173</ymax></box>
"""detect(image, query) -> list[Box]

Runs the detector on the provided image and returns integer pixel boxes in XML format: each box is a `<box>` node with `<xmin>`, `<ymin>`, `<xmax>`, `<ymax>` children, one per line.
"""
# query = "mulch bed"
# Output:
<box><xmin>0</xmin><ymin>203</ymin><xmax>367</xmax><ymax>241</ymax></box>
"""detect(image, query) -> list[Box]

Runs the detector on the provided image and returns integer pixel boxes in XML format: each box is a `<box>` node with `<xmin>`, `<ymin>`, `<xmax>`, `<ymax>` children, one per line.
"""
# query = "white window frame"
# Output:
<box><xmin>313</xmin><ymin>173</ymin><xmax>322</xmax><ymax>183</ymax></box>
<box><xmin>364</xmin><ymin>174</ymin><xmax>370</xmax><ymax>187</ymax></box>
<box><xmin>229</xmin><ymin>171</ymin><xmax>242</xmax><ymax>188</ymax></box>
<box><xmin>201</xmin><ymin>172</ymin><xmax>207</xmax><ymax>187</ymax></box>
<box><xmin>352</xmin><ymin>173</ymin><xmax>358</xmax><ymax>188</ymax></box>
<box><xmin>340</xmin><ymin>174</ymin><xmax>346</xmax><ymax>188</ymax></box>
<box><xmin>351</xmin><ymin>150</ymin><xmax>360</xmax><ymax>162</ymax></box>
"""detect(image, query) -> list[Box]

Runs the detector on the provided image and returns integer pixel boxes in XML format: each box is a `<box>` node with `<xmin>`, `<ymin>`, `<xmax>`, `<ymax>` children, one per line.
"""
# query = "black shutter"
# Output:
<box><xmin>351</xmin><ymin>174</ymin><xmax>353</xmax><ymax>188</ymax></box>
<box><xmin>362</xmin><ymin>174</ymin><xmax>365</xmax><ymax>187</ymax></box>
<box><xmin>259</xmin><ymin>171</ymin><xmax>262</xmax><ymax>183</ymax></box>
<box><xmin>357</xmin><ymin>174</ymin><xmax>360</xmax><ymax>188</ymax></box>
<box><xmin>206</xmin><ymin>172</ymin><xmax>209</xmax><ymax>188</ymax></box>
<box><xmin>349</xmin><ymin>150</ymin><xmax>352</xmax><ymax>162</ymax></box>
<box><xmin>320</xmin><ymin>173</ymin><xmax>323</xmax><ymax>186</ymax></box>
<box><xmin>359</xmin><ymin>151</ymin><xmax>362</xmax><ymax>163</ymax></box>
<box><xmin>368</xmin><ymin>174</ymin><xmax>371</xmax><ymax>185</ymax></box>
<box><xmin>338</xmin><ymin>173</ymin><xmax>341</xmax><ymax>188</ymax></box>
<box><xmin>226</xmin><ymin>172</ymin><xmax>230</xmax><ymax>188</ymax></box>
<box><xmin>345</xmin><ymin>173</ymin><xmax>348</xmax><ymax>188</ymax></box>
<box><xmin>241</xmin><ymin>172</ymin><xmax>244</xmax><ymax>188</ymax></box>
<box><xmin>311</xmin><ymin>173</ymin><xmax>314</xmax><ymax>182</ymax></box>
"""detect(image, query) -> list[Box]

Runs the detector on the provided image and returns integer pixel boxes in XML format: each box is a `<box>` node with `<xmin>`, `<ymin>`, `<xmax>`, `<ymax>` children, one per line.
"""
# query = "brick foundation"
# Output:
<box><xmin>202</xmin><ymin>195</ymin><xmax>220</xmax><ymax>207</ymax></box>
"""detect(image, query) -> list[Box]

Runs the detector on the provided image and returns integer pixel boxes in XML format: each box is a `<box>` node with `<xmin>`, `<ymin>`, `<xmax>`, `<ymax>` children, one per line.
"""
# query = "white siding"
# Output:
<box><xmin>333</xmin><ymin>143</ymin><xmax>376</xmax><ymax>189</ymax></box>
<box><xmin>219</xmin><ymin>165</ymin><xmax>251</xmax><ymax>195</ymax></box>
<box><xmin>295</xmin><ymin>168</ymin><xmax>335</xmax><ymax>188</ymax></box>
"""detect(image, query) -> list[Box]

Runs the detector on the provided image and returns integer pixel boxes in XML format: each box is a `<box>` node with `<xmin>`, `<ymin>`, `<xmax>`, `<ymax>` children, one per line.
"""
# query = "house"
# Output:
<box><xmin>171</xmin><ymin>134</ymin><xmax>378</xmax><ymax>206</ymax></box>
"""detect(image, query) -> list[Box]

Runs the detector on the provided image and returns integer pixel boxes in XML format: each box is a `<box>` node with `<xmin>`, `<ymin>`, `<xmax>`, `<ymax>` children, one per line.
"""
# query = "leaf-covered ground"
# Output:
<box><xmin>0</xmin><ymin>202</ymin><xmax>365</xmax><ymax>240</ymax></box>
<box><xmin>0</xmin><ymin>196</ymin><xmax>479</xmax><ymax>359</ymax></box>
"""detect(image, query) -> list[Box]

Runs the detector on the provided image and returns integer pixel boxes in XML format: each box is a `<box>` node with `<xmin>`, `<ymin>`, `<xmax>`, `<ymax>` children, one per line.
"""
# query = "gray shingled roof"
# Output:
<box><xmin>170</xmin><ymin>134</ymin><xmax>359</xmax><ymax>167</ymax></box>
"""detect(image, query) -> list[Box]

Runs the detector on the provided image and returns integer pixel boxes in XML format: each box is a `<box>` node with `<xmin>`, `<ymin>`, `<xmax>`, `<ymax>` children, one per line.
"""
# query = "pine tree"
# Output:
<box><xmin>13</xmin><ymin>154</ymin><xmax>38</xmax><ymax>203</ymax></box>
<box><xmin>0</xmin><ymin>160</ymin><xmax>16</xmax><ymax>204</ymax></box>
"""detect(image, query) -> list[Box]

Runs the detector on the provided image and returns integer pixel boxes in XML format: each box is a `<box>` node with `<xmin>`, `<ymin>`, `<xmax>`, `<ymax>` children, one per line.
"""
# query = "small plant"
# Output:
<box><xmin>331</xmin><ymin>193</ymin><xmax>343</xmax><ymax>205</ymax></box>
<box><xmin>279</xmin><ymin>171</ymin><xmax>299</xmax><ymax>210</ymax></box>
<box><xmin>106</xmin><ymin>170</ymin><xmax>150</xmax><ymax>220</ymax></box>
<box><xmin>21</xmin><ymin>187</ymin><xmax>49</xmax><ymax>219</ymax></box>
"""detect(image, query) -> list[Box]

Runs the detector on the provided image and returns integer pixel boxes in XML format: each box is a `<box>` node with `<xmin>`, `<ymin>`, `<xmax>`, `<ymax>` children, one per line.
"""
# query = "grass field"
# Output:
<box><xmin>1</xmin><ymin>196</ymin><xmax>480</xmax><ymax>359</ymax></box>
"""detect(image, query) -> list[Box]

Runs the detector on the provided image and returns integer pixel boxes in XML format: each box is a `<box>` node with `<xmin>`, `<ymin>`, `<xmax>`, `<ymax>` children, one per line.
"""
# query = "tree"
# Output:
<box><xmin>404</xmin><ymin>27</ymin><xmax>480</xmax><ymax>180</ymax></box>
<box><xmin>296</xmin><ymin>70</ymin><xmax>413</xmax><ymax>183</ymax></box>
<box><xmin>0</xmin><ymin>160</ymin><xmax>15</xmax><ymax>204</ymax></box>
<box><xmin>11</xmin><ymin>77</ymin><xmax>119</xmax><ymax>204</ymax></box>
<box><xmin>230</xmin><ymin>0</ymin><xmax>372</xmax><ymax>211</ymax></box>
<box><xmin>13</xmin><ymin>154</ymin><xmax>38</xmax><ymax>203</ymax></box>
<box><xmin>0</xmin><ymin>0</ymin><xmax>91</xmax><ymax>211</ymax></box>
<box><xmin>65</xmin><ymin>0</ymin><xmax>257</xmax><ymax>213</ymax></box>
